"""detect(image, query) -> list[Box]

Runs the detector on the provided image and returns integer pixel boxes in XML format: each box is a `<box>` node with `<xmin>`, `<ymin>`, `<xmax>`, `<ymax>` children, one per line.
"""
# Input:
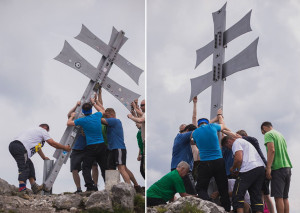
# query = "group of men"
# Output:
<box><xmin>9</xmin><ymin>88</ymin><xmax>146</xmax><ymax>196</ymax></box>
<box><xmin>147</xmin><ymin>97</ymin><xmax>292</xmax><ymax>213</ymax></box>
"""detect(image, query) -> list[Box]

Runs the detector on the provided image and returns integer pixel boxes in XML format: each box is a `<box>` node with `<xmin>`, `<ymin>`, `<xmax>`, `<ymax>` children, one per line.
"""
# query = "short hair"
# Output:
<box><xmin>105</xmin><ymin>108</ymin><xmax>116</xmax><ymax>115</ymax></box>
<box><xmin>177</xmin><ymin>161</ymin><xmax>190</xmax><ymax>171</ymax></box>
<box><xmin>221</xmin><ymin>136</ymin><xmax>230</xmax><ymax>147</ymax></box>
<box><xmin>261</xmin><ymin>121</ymin><xmax>273</xmax><ymax>130</ymax></box>
<box><xmin>82</xmin><ymin>103</ymin><xmax>92</xmax><ymax>115</ymax></box>
<box><xmin>39</xmin><ymin>124</ymin><xmax>50</xmax><ymax>131</ymax></box>
<box><xmin>184</xmin><ymin>124</ymin><xmax>197</xmax><ymax>132</ymax></box>
<box><xmin>236</xmin><ymin>130</ymin><xmax>248</xmax><ymax>137</ymax></box>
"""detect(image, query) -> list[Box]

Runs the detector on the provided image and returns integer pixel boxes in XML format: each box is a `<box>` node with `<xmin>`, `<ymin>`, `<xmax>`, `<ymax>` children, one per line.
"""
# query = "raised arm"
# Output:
<box><xmin>91</xmin><ymin>97</ymin><xmax>105</xmax><ymax>114</ymax></box>
<box><xmin>192</xmin><ymin>96</ymin><xmax>197</xmax><ymax>126</ymax></box>
<box><xmin>67</xmin><ymin>101</ymin><xmax>81</xmax><ymax>118</ymax></box>
<box><xmin>67</xmin><ymin>112</ymin><xmax>76</xmax><ymax>126</ymax></box>
<box><xmin>127</xmin><ymin>113</ymin><xmax>145</xmax><ymax>123</ymax></box>
<box><xmin>133</xmin><ymin>101</ymin><xmax>143</xmax><ymax>117</ymax></box>
<box><xmin>97</xmin><ymin>87</ymin><xmax>103</xmax><ymax>106</ymax></box>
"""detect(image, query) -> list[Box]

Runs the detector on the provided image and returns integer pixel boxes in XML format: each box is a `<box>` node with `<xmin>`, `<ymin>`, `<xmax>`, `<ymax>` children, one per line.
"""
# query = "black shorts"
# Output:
<box><xmin>261</xmin><ymin>177</ymin><xmax>270</xmax><ymax>195</ymax></box>
<box><xmin>271</xmin><ymin>167</ymin><xmax>291</xmax><ymax>198</ymax></box>
<box><xmin>70</xmin><ymin>149</ymin><xmax>98</xmax><ymax>172</ymax></box>
<box><xmin>107</xmin><ymin>149</ymin><xmax>127</xmax><ymax>169</ymax></box>
<box><xmin>70</xmin><ymin>149</ymin><xmax>85</xmax><ymax>172</ymax></box>
<box><xmin>9</xmin><ymin>140</ymin><xmax>36</xmax><ymax>182</ymax></box>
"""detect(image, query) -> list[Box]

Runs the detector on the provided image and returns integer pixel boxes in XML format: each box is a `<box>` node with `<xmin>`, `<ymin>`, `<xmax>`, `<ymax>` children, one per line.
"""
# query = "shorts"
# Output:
<box><xmin>107</xmin><ymin>149</ymin><xmax>127</xmax><ymax>169</ymax></box>
<box><xmin>70</xmin><ymin>149</ymin><xmax>85</xmax><ymax>172</ymax></box>
<box><xmin>261</xmin><ymin>177</ymin><xmax>270</xmax><ymax>195</ymax></box>
<box><xmin>271</xmin><ymin>167</ymin><xmax>291</xmax><ymax>198</ymax></box>
<box><xmin>9</xmin><ymin>140</ymin><xmax>36</xmax><ymax>182</ymax></box>
<box><xmin>70</xmin><ymin>149</ymin><xmax>98</xmax><ymax>172</ymax></box>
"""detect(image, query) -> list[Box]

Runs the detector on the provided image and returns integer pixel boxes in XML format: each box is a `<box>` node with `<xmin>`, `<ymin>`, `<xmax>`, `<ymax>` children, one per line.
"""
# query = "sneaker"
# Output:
<box><xmin>31</xmin><ymin>183</ymin><xmax>44</xmax><ymax>194</ymax></box>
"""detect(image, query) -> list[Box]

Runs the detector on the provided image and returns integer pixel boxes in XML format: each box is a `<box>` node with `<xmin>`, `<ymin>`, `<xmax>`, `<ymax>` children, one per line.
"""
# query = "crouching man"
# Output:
<box><xmin>9</xmin><ymin>124</ymin><xmax>71</xmax><ymax>196</ymax></box>
<box><xmin>147</xmin><ymin>161</ymin><xmax>196</xmax><ymax>207</ymax></box>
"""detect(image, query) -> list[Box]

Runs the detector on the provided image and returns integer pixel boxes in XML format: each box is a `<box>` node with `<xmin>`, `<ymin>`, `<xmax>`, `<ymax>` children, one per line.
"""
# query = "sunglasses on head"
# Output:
<box><xmin>140</xmin><ymin>104</ymin><xmax>145</xmax><ymax>107</ymax></box>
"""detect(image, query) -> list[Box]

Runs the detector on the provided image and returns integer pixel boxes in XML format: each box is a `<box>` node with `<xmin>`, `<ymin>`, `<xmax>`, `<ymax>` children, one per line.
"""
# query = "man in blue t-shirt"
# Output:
<box><xmin>101</xmin><ymin>108</ymin><xmax>140</xmax><ymax>189</ymax></box>
<box><xmin>67</xmin><ymin>101</ymin><xmax>102</xmax><ymax>193</ymax></box>
<box><xmin>171</xmin><ymin>124</ymin><xmax>197</xmax><ymax>195</ymax></box>
<box><xmin>192</xmin><ymin>109</ymin><xmax>231</xmax><ymax>212</ymax></box>
<box><xmin>67</xmin><ymin>98</ymin><xmax>107</xmax><ymax>191</ymax></box>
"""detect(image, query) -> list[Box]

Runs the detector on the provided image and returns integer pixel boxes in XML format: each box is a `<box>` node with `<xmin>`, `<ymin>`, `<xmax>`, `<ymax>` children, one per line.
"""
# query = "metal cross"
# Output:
<box><xmin>190</xmin><ymin>3</ymin><xmax>259</xmax><ymax>120</ymax></box>
<box><xmin>43</xmin><ymin>25</ymin><xmax>143</xmax><ymax>191</ymax></box>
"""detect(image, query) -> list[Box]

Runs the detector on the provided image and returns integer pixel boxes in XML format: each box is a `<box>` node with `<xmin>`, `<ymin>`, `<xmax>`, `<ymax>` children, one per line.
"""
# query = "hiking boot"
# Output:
<box><xmin>74</xmin><ymin>189</ymin><xmax>82</xmax><ymax>194</ymax></box>
<box><xmin>18</xmin><ymin>191</ymin><xmax>30</xmax><ymax>200</ymax></box>
<box><xmin>31</xmin><ymin>183</ymin><xmax>44</xmax><ymax>194</ymax></box>
<box><xmin>134</xmin><ymin>185</ymin><xmax>143</xmax><ymax>193</ymax></box>
<box><xmin>86</xmin><ymin>186</ymin><xmax>98</xmax><ymax>191</ymax></box>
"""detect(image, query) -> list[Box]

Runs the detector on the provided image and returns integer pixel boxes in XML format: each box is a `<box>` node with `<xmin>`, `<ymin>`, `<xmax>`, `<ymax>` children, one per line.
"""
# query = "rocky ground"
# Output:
<box><xmin>147</xmin><ymin>197</ymin><xmax>228</xmax><ymax>213</ymax></box>
<box><xmin>0</xmin><ymin>178</ymin><xmax>145</xmax><ymax>213</ymax></box>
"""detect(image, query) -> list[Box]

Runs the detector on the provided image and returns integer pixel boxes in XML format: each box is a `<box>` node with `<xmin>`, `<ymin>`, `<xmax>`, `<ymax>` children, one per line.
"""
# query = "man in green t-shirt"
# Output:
<box><xmin>261</xmin><ymin>121</ymin><xmax>292</xmax><ymax>213</ymax></box>
<box><xmin>147</xmin><ymin>161</ymin><xmax>194</xmax><ymax>207</ymax></box>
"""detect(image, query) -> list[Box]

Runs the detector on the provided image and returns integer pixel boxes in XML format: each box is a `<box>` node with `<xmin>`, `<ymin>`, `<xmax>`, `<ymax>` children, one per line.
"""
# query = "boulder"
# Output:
<box><xmin>0</xmin><ymin>195</ymin><xmax>55</xmax><ymax>213</ymax></box>
<box><xmin>111</xmin><ymin>182</ymin><xmax>136</xmax><ymax>211</ymax></box>
<box><xmin>147</xmin><ymin>196</ymin><xmax>227</xmax><ymax>213</ymax></box>
<box><xmin>85</xmin><ymin>190</ymin><xmax>113</xmax><ymax>212</ymax></box>
<box><xmin>0</xmin><ymin>178</ymin><xmax>18</xmax><ymax>195</ymax></box>
<box><xmin>53</xmin><ymin>194</ymin><xmax>82</xmax><ymax>209</ymax></box>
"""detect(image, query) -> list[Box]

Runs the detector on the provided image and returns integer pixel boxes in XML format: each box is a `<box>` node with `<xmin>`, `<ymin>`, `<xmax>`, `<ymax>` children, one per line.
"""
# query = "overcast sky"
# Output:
<box><xmin>0</xmin><ymin>0</ymin><xmax>145</xmax><ymax>193</ymax></box>
<box><xmin>148</xmin><ymin>0</ymin><xmax>300</xmax><ymax>212</ymax></box>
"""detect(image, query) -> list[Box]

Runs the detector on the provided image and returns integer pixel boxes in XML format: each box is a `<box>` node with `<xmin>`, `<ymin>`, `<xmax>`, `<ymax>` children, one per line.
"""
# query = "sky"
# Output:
<box><xmin>148</xmin><ymin>0</ymin><xmax>300</xmax><ymax>212</ymax></box>
<box><xmin>0</xmin><ymin>0</ymin><xmax>145</xmax><ymax>193</ymax></box>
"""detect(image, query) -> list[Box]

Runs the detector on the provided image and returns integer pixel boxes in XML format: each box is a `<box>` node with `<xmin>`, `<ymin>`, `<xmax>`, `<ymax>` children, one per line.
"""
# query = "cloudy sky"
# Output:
<box><xmin>0</xmin><ymin>0</ymin><xmax>145</xmax><ymax>193</ymax></box>
<box><xmin>148</xmin><ymin>0</ymin><xmax>300</xmax><ymax>212</ymax></box>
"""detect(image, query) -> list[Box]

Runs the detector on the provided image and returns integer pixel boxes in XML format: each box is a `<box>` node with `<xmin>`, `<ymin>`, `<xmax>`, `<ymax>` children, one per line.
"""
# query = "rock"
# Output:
<box><xmin>0</xmin><ymin>195</ymin><xmax>56</xmax><ymax>213</ymax></box>
<box><xmin>105</xmin><ymin>170</ymin><xmax>120</xmax><ymax>191</ymax></box>
<box><xmin>53</xmin><ymin>194</ymin><xmax>82</xmax><ymax>209</ymax></box>
<box><xmin>147</xmin><ymin>196</ymin><xmax>227</xmax><ymax>213</ymax></box>
<box><xmin>85</xmin><ymin>190</ymin><xmax>113</xmax><ymax>212</ymax></box>
<box><xmin>0</xmin><ymin>178</ymin><xmax>18</xmax><ymax>195</ymax></box>
<box><xmin>70</xmin><ymin>207</ymin><xmax>78</xmax><ymax>213</ymax></box>
<box><xmin>0</xmin><ymin>177</ymin><xmax>143</xmax><ymax>212</ymax></box>
<box><xmin>111</xmin><ymin>182</ymin><xmax>136</xmax><ymax>211</ymax></box>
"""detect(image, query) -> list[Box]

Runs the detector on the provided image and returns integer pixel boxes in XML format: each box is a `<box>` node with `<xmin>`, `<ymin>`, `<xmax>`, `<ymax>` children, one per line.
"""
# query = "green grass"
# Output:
<box><xmin>134</xmin><ymin>194</ymin><xmax>145</xmax><ymax>213</ymax></box>
<box><xmin>156</xmin><ymin>207</ymin><xmax>167</xmax><ymax>213</ymax></box>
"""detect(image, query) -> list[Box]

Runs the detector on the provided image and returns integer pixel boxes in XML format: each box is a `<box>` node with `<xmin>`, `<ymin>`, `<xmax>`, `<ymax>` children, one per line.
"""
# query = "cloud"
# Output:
<box><xmin>147</xmin><ymin>1</ymin><xmax>299</xmax><ymax>212</ymax></box>
<box><xmin>0</xmin><ymin>0</ymin><xmax>144</xmax><ymax>193</ymax></box>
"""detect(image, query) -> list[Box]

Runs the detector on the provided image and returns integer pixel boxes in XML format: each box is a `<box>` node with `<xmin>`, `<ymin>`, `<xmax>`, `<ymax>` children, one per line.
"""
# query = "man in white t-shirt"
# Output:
<box><xmin>221</xmin><ymin>135</ymin><xmax>265</xmax><ymax>213</ymax></box>
<box><xmin>9</xmin><ymin>124</ymin><xmax>71</xmax><ymax>195</ymax></box>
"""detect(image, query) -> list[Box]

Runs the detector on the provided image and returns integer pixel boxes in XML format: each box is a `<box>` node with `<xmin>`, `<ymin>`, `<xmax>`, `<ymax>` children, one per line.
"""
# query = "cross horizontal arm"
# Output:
<box><xmin>75</xmin><ymin>25</ymin><xmax>143</xmax><ymax>85</ymax></box>
<box><xmin>223</xmin><ymin>37</ymin><xmax>259</xmax><ymax>78</ymax></box>
<box><xmin>101</xmin><ymin>76</ymin><xmax>141</xmax><ymax>111</ymax></box>
<box><xmin>195</xmin><ymin>10</ymin><xmax>252</xmax><ymax>69</ymax></box>
<box><xmin>54</xmin><ymin>41</ymin><xmax>99</xmax><ymax>81</ymax></box>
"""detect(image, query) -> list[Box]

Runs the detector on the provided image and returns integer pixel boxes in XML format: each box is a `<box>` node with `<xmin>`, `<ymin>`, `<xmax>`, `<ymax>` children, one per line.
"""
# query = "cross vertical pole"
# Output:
<box><xmin>210</xmin><ymin>4</ymin><xmax>226</xmax><ymax>121</ymax></box>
